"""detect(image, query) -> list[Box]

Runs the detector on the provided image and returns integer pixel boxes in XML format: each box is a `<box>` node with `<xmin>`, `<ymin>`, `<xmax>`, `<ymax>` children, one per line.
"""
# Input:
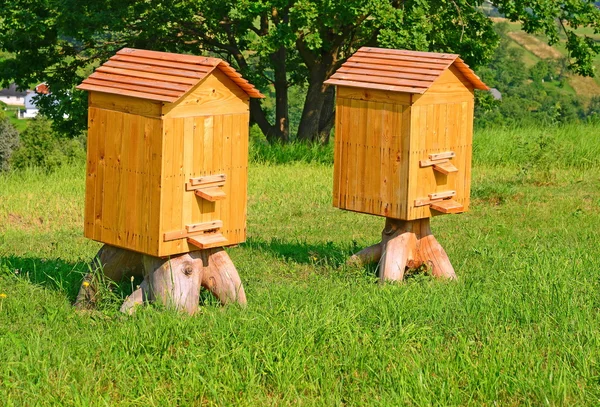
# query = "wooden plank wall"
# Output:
<box><xmin>84</xmin><ymin>107</ymin><xmax>163</xmax><ymax>255</ymax></box>
<box><xmin>333</xmin><ymin>87</ymin><xmax>411</xmax><ymax>219</ymax></box>
<box><xmin>159</xmin><ymin>112</ymin><xmax>249</xmax><ymax>256</ymax></box>
<box><xmin>407</xmin><ymin>66</ymin><xmax>475</xmax><ymax>220</ymax></box>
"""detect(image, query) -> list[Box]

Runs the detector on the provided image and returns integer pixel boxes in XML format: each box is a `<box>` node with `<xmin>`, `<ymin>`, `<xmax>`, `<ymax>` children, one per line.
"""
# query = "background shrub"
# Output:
<box><xmin>10</xmin><ymin>116</ymin><xmax>85</xmax><ymax>172</ymax></box>
<box><xmin>0</xmin><ymin>111</ymin><xmax>19</xmax><ymax>171</ymax></box>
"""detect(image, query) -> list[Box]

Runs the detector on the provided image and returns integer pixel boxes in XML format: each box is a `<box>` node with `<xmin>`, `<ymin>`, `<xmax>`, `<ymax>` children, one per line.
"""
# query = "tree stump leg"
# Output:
<box><xmin>349</xmin><ymin>217</ymin><xmax>457</xmax><ymax>282</ymax></box>
<box><xmin>74</xmin><ymin>245</ymin><xmax>144</xmax><ymax>310</ymax></box>
<box><xmin>201</xmin><ymin>248</ymin><xmax>247</xmax><ymax>306</ymax></box>
<box><xmin>347</xmin><ymin>243</ymin><xmax>382</xmax><ymax>267</ymax></box>
<box><xmin>380</xmin><ymin>232</ymin><xmax>416</xmax><ymax>282</ymax></box>
<box><xmin>75</xmin><ymin>245</ymin><xmax>247</xmax><ymax>314</ymax></box>
<box><xmin>142</xmin><ymin>252</ymin><xmax>205</xmax><ymax>315</ymax></box>
<box><xmin>120</xmin><ymin>279</ymin><xmax>148</xmax><ymax>315</ymax></box>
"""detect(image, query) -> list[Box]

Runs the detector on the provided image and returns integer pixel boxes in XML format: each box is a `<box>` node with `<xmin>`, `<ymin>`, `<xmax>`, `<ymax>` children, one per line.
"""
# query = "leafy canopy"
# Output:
<box><xmin>0</xmin><ymin>0</ymin><xmax>598</xmax><ymax>138</ymax></box>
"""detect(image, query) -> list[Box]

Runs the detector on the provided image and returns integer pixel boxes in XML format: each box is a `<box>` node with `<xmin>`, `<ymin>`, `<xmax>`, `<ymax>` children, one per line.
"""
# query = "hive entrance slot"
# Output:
<box><xmin>186</xmin><ymin>173</ymin><xmax>227</xmax><ymax>202</ymax></box>
<box><xmin>163</xmin><ymin>220</ymin><xmax>223</xmax><ymax>242</ymax></box>
<box><xmin>419</xmin><ymin>151</ymin><xmax>458</xmax><ymax>175</ymax></box>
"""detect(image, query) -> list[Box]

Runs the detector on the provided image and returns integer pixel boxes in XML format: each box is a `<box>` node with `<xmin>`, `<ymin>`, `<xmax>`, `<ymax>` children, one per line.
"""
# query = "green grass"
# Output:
<box><xmin>2</xmin><ymin>124</ymin><xmax>600</xmax><ymax>405</ymax></box>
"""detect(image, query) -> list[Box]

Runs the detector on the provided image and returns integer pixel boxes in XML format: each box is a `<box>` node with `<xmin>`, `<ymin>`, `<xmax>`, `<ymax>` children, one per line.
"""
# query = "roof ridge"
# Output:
<box><xmin>325</xmin><ymin>48</ymin><xmax>488</xmax><ymax>93</ymax></box>
<box><xmin>78</xmin><ymin>48</ymin><xmax>264</xmax><ymax>101</ymax></box>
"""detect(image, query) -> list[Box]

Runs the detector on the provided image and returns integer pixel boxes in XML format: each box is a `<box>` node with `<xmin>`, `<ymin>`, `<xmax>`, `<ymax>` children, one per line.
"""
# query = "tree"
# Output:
<box><xmin>0</xmin><ymin>0</ymin><xmax>599</xmax><ymax>142</ymax></box>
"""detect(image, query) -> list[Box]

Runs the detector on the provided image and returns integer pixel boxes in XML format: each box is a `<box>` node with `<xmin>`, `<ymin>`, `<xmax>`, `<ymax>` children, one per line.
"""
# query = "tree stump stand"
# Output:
<box><xmin>349</xmin><ymin>217</ymin><xmax>457</xmax><ymax>282</ymax></box>
<box><xmin>75</xmin><ymin>245</ymin><xmax>246</xmax><ymax>314</ymax></box>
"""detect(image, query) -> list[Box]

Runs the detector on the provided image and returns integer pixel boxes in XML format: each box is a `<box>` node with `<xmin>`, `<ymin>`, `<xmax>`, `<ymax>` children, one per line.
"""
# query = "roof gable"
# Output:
<box><xmin>324</xmin><ymin>47</ymin><xmax>488</xmax><ymax>94</ymax></box>
<box><xmin>77</xmin><ymin>48</ymin><xmax>264</xmax><ymax>102</ymax></box>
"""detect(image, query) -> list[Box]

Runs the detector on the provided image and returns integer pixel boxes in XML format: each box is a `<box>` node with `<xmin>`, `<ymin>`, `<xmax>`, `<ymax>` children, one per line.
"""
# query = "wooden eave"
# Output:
<box><xmin>77</xmin><ymin>48</ymin><xmax>265</xmax><ymax>102</ymax></box>
<box><xmin>324</xmin><ymin>47</ymin><xmax>489</xmax><ymax>94</ymax></box>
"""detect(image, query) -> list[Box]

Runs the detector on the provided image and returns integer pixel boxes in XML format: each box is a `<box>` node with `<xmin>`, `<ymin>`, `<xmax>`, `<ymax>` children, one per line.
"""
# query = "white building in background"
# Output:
<box><xmin>0</xmin><ymin>83</ymin><xmax>27</xmax><ymax>106</ymax></box>
<box><xmin>19</xmin><ymin>83</ymin><xmax>49</xmax><ymax>119</ymax></box>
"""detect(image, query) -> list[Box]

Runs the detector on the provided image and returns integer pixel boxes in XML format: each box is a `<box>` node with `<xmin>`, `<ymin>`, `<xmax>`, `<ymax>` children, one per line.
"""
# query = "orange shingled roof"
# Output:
<box><xmin>77</xmin><ymin>48</ymin><xmax>265</xmax><ymax>102</ymax></box>
<box><xmin>324</xmin><ymin>47</ymin><xmax>489</xmax><ymax>94</ymax></box>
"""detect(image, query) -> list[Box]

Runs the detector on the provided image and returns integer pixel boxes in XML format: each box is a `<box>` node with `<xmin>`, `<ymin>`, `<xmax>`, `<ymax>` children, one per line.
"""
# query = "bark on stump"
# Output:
<box><xmin>75</xmin><ymin>245</ymin><xmax>247</xmax><ymax>315</ymax></box>
<box><xmin>348</xmin><ymin>217</ymin><xmax>457</xmax><ymax>282</ymax></box>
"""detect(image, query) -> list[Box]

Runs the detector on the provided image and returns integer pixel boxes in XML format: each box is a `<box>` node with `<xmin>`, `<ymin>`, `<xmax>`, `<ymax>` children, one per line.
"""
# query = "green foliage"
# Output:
<box><xmin>10</xmin><ymin>117</ymin><xmax>85</xmax><ymax>171</ymax></box>
<box><xmin>0</xmin><ymin>111</ymin><xmax>19</xmax><ymax>171</ymax></box>
<box><xmin>586</xmin><ymin>95</ymin><xmax>600</xmax><ymax>122</ymax></box>
<box><xmin>529</xmin><ymin>60</ymin><xmax>551</xmax><ymax>83</ymax></box>
<box><xmin>475</xmin><ymin>23</ymin><xmax>588</xmax><ymax>127</ymax></box>
<box><xmin>1</xmin><ymin>1</ymin><xmax>599</xmax><ymax>142</ymax></box>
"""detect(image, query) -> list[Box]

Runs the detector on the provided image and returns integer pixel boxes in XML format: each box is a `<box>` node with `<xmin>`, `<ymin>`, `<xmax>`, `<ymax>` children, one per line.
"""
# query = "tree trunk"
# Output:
<box><xmin>250</xmin><ymin>99</ymin><xmax>281</xmax><ymax>143</ymax></box>
<box><xmin>271</xmin><ymin>46</ymin><xmax>290</xmax><ymax>142</ymax></box>
<box><xmin>318</xmin><ymin>86</ymin><xmax>336</xmax><ymax>144</ymax></box>
<box><xmin>348</xmin><ymin>217</ymin><xmax>457</xmax><ymax>281</ymax></box>
<box><xmin>297</xmin><ymin>65</ymin><xmax>329</xmax><ymax>142</ymax></box>
<box><xmin>76</xmin><ymin>245</ymin><xmax>247</xmax><ymax>315</ymax></box>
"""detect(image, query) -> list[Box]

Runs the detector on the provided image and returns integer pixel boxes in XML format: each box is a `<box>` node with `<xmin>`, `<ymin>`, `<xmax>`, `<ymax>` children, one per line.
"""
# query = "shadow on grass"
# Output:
<box><xmin>0</xmin><ymin>255</ymin><xmax>89</xmax><ymax>301</ymax></box>
<box><xmin>0</xmin><ymin>255</ymin><xmax>141</xmax><ymax>303</ymax></box>
<box><xmin>242</xmin><ymin>236</ymin><xmax>359</xmax><ymax>268</ymax></box>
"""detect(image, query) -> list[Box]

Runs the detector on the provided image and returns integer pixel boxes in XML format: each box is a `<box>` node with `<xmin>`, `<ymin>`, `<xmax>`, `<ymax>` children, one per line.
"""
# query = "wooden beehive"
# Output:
<box><xmin>77</xmin><ymin>48</ymin><xmax>264</xmax><ymax>257</ymax></box>
<box><xmin>324</xmin><ymin>47</ymin><xmax>489</xmax><ymax>220</ymax></box>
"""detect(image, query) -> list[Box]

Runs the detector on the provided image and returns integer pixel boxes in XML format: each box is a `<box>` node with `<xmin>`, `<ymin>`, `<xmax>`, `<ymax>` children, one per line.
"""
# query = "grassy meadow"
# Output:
<box><xmin>1</xmin><ymin>124</ymin><xmax>600</xmax><ymax>405</ymax></box>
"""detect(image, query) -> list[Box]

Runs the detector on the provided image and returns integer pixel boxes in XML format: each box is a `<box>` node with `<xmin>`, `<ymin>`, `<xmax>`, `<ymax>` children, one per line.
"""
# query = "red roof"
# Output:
<box><xmin>77</xmin><ymin>48</ymin><xmax>264</xmax><ymax>102</ymax></box>
<box><xmin>324</xmin><ymin>47</ymin><xmax>489</xmax><ymax>94</ymax></box>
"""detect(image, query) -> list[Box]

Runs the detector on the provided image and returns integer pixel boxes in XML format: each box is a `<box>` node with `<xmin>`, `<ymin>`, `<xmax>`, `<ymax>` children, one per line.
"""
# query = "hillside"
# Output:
<box><xmin>492</xmin><ymin>18</ymin><xmax>600</xmax><ymax>104</ymax></box>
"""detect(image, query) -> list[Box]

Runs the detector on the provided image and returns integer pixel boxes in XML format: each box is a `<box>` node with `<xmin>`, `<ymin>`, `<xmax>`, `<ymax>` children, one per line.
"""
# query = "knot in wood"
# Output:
<box><xmin>183</xmin><ymin>265</ymin><xmax>194</xmax><ymax>276</ymax></box>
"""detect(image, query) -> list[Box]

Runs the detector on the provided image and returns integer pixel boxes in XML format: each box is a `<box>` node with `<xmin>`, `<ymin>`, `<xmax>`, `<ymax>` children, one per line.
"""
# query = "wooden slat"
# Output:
<box><xmin>354</xmin><ymin>50</ymin><xmax>455</xmax><ymax>66</ymax></box>
<box><xmin>331</xmin><ymin>73</ymin><xmax>431</xmax><ymax>90</ymax></box>
<box><xmin>414</xmin><ymin>197</ymin><xmax>442</xmax><ymax>207</ymax></box>
<box><xmin>352</xmin><ymin>53</ymin><xmax>449</xmax><ymax>70</ymax></box>
<box><xmin>188</xmin><ymin>233</ymin><xmax>228</xmax><ymax>249</ymax></box>
<box><xmin>91</xmin><ymin>72</ymin><xmax>189</xmax><ymax>92</ymax></box>
<box><xmin>119</xmin><ymin>48</ymin><xmax>220</xmax><ymax>66</ymax></box>
<box><xmin>164</xmin><ymin>220</ymin><xmax>223</xmax><ymax>242</ymax></box>
<box><xmin>112</xmin><ymin>54</ymin><xmax>215</xmax><ymax>73</ymax></box>
<box><xmin>195</xmin><ymin>187</ymin><xmax>226</xmax><ymax>201</ymax></box>
<box><xmin>190</xmin><ymin>174</ymin><xmax>226</xmax><ymax>186</ymax></box>
<box><xmin>324</xmin><ymin>79</ymin><xmax>426</xmax><ymax>94</ymax></box>
<box><xmin>181</xmin><ymin>116</ymin><xmax>195</xmax><ymax>241</ymax></box>
<box><xmin>341</xmin><ymin>62</ymin><xmax>439</xmax><ymax>80</ymax></box>
<box><xmin>115</xmin><ymin>49</ymin><xmax>264</xmax><ymax>98</ymax></box>
<box><xmin>222</xmin><ymin>114</ymin><xmax>233</xmax><ymax>242</ymax></box>
<box><xmin>360</xmin><ymin>47</ymin><xmax>458</xmax><ymax>61</ymax></box>
<box><xmin>186</xmin><ymin>220</ymin><xmax>223</xmax><ymax>233</ymax></box>
<box><xmin>78</xmin><ymin>83</ymin><xmax>176</xmax><ymax>102</ymax></box>
<box><xmin>430</xmin><ymin>199</ymin><xmax>464</xmax><ymax>214</ymax></box>
<box><xmin>186</xmin><ymin>180</ymin><xmax>226</xmax><ymax>191</ymax></box>
<box><xmin>336</xmin><ymin>87</ymin><xmax>411</xmax><ymax>105</ymax></box>
<box><xmin>82</xmin><ymin>78</ymin><xmax>182</xmax><ymax>98</ymax></box>
<box><xmin>84</xmin><ymin>106</ymin><xmax>99</xmax><ymax>239</ymax></box>
<box><xmin>429</xmin><ymin>151</ymin><xmax>455</xmax><ymax>160</ymax></box>
<box><xmin>96</xmin><ymin>66</ymin><xmax>197</xmax><ymax>85</ymax></box>
<box><xmin>336</xmin><ymin>67</ymin><xmax>435</xmax><ymax>85</ymax></box>
<box><xmin>420</xmin><ymin>158</ymin><xmax>449</xmax><ymax>167</ymax></box>
<box><xmin>103</xmin><ymin>60</ymin><xmax>205</xmax><ymax>79</ymax></box>
<box><xmin>344</xmin><ymin>58</ymin><xmax>445</xmax><ymax>77</ymax></box>
<box><xmin>89</xmin><ymin>92</ymin><xmax>162</xmax><ymax>118</ymax></box>
<box><xmin>429</xmin><ymin>190</ymin><xmax>456</xmax><ymax>200</ymax></box>
<box><xmin>433</xmin><ymin>161</ymin><xmax>458</xmax><ymax>175</ymax></box>
<box><xmin>124</xmin><ymin>114</ymin><xmax>141</xmax><ymax>248</ymax></box>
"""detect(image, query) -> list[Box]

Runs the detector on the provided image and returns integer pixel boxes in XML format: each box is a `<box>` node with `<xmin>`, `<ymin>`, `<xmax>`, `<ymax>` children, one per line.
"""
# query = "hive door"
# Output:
<box><xmin>407</xmin><ymin>101</ymin><xmax>474</xmax><ymax>220</ymax></box>
<box><xmin>159</xmin><ymin>114</ymin><xmax>249</xmax><ymax>257</ymax></box>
